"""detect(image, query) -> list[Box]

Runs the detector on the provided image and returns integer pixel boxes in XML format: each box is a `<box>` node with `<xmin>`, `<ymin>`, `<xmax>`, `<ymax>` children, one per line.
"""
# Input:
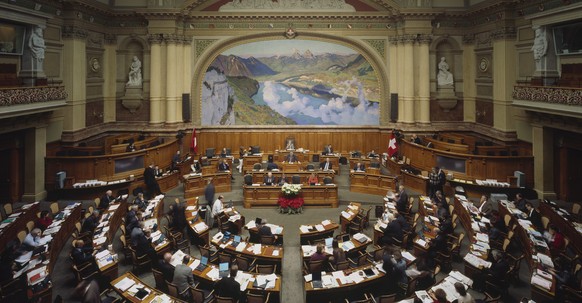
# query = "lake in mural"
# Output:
<box><xmin>201</xmin><ymin>39</ymin><xmax>380</xmax><ymax>125</ymax></box>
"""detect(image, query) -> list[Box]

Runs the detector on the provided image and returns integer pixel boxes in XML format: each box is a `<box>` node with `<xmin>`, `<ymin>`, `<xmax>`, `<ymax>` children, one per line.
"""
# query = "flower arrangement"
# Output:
<box><xmin>278</xmin><ymin>184</ymin><xmax>304</xmax><ymax>214</ymax></box>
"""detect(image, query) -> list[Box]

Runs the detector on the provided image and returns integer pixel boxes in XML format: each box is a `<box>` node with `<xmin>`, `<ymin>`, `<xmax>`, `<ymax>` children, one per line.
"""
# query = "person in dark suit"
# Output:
<box><xmin>381</xmin><ymin>219</ymin><xmax>403</xmax><ymax>246</ymax></box>
<box><xmin>257</xmin><ymin>219</ymin><xmax>278</xmax><ymax>242</ymax></box>
<box><xmin>437</xmin><ymin>167</ymin><xmax>446</xmax><ymax>193</ymax></box>
<box><xmin>525</xmin><ymin>202</ymin><xmax>544</xmax><ymax>231</ymax></box>
<box><xmin>214</xmin><ymin>265</ymin><xmax>242</xmax><ymax>301</ymax></box>
<box><xmin>154</xmin><ymin>165</ymin><xmax>163</xmax><ymax>177</ymax></box>
<box><xmin>474</xmin><ymin>250</ymin><xmax>509</xmax><ymax>291</ymax></box>
<box><xmin>133</xmin><ymin>192</ymin><xmax>146</xmax><ymax>210</ymax></box>
<box><xmin>353</xmin><ymin>162</ymin><xmax>365</xmax><ymax>172</ymax></box>
<box><xmin>171</xmin><ymin>198</ymin><xmax>187</xmax><ymax>234</ymax></box>
<box><xmin>515</xmin><ymin>193</ymin><xmax>527</xmax><ymax>213</ymax></box>
<box><xmin>81</xmin><ymin>210</ymin><xmax>100</xmax><ymax>234</ymax></box>
<box><xmin>158</xmin><ymin>252</ymin><xmax>175</xmax><ymax>283</ymax></box>
<box><xmin>131</xmin><ymin>222</ymin><xmax>157</xmax><ymax>263</ymax></box>
<box><xmin>367</xmin><ymin>150</ymin><xmax>378</xmax><ymax>158</ymax></box>
<box><xmin>477</xmin><ymin>195</ymin><xmax>494</xmax><ymax>217</ymax></box>
<box><xmin>220</xmin><ymin>147</ymin><xmax>228</xmax><ymax>158</ymax></box>
<box><xmin>125</xmin><ymin>205</ymin><xmax>139</xmax><ymax>233</ymax></box>
<box><xmin>173</xmin><ymin>255</ymin><xmax>194</xmax><ymax>297</ymax></box>
<box><xmin>144</xmin><ymin>163</ymin><xmax>162</xmax><ymax>198</ymax></box>
<box><xmin>320</xmin><ymin>158</ymin><xmax>332</xmax><ymax>171</ymax></box>
<box><xmin>411</xmin><ymin>134</ymin><xmax>422</xmax><ymax>144</ymax></box>
<box><xmin>126</xmin><ymin>142</ymin><xmax>136</xmax><ymax>152</ymax></box>
<box><xmin>323</xmin><ymin>144</ymin><xmax>333</xmax><ymax>155</ymax></box>
<box><xmin>285</xmin><ymin>151</ymin><xmax>298</xmax><ymax>163</ymax></box>
<box><xmin>394</xmin><ymin>212</ymin><xmax>410</xmax><ymax>232</ymax></box>
<box><xmin>204</xmin><ymin>178</ymin><xmax>215</xmax><ymax>207</ymax></box>
<box><xmin>100</xmin><ymin>190</ymin><xmax>114</xmax><ymax>210</ymax></box>
<box><xmin>71</xmin><ymin>239</ymin><xmax>98</xmax><ymax>269</ymax></box>
<box><xmin>218</xmin><ymin>159</ymin><xmax>230</xmax><ymax>171</ymax></box>
<box><xmin>191</xmin><ymin>160</ymin><xmax>201</xmax><ymax>173</ymax></box>
<box><xmin>172</xmin><ymin>150</ymin><xmax>181</xmax><ymax>170</ymax></box>
<box><xmin>263</xmin><ymin>172</ymin><xmax>276</xmax><ymax>185</ymax></box>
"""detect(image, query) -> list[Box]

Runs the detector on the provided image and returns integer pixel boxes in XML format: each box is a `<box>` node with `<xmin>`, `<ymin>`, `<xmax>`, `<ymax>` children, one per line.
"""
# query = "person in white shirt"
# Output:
<box><xmin>23</xmin><ymin>228</ymin><xmax>42</xmax><ymax>251</ymax></box>
<box><xmin>210</xmin><ymin>195</ymin><xmax>224</xmax><ymax>228</ymax></box>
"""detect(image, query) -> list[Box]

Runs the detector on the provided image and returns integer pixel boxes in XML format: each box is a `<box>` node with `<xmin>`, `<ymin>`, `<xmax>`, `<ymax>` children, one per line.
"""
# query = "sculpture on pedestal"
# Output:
<box><xmin>122</xmin><ymin>55</ymin><xmax>144</xmax><ymax>112</ymax></box>
<box><xmin>531</xmin><ymin>26</ymin><xmax>548</xmax><ymax>71</ymax></box>
<box><xmin>126</xmin><ymin>56</ymin><xmax>142</xmax><ymax>87</ymax></box>
<box><xmin>437</xmin><ymin>57</ymin><xmax>454</xmax><ymax>87</ymax></box>
<box><xmin>28</xmin><ymin>26</ymin><xmax>46</xmax><ymax>72</ymax></box>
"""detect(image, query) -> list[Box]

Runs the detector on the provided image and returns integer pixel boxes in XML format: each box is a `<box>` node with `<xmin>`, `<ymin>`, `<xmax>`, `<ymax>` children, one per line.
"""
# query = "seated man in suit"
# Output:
<box><xmin>285</xmin><ymin>151</ymin><xmax>298</xmax><ymax>163</ymax></box>
<box><xmin>22</xmin><ymin>228</ymin><xmax>44</xmax><ymax>252</ymax></box>
<box><xmin>100</xmin><ymin>190</ymin><xmax>115</xmax><ymax>210</ymax></box>
<box><xmin>81</xmin><ymin>210</ymin><xmax>100</xmax><ymax>234</ymax></box>
<box><xmin>154</xmin><ymin>165</ymin><xmax>163</xmax><ymax>177</ymax></box>
<box><xmin>323</xmin><ymin>144</ymin><xmax>333</xmax><ymax>155</ymax></box>
<box><xmin>263</xmin><ymin>172</ymin><xmax>276</xmax><ymax>186</ymax></box>
<box><xmin>190</xmin><ymin>160</ymin><xmax>201</xmax><ymax>173</ymax></box>
<box><xmin>353</xmin><ymin>162</ymin><xmax>365</xmax><ymax>172</ymax></box>
<box><xmin>215</xmin><ymin>265</ymin><xmax>242</xmax><ymax>302</ymax></box>
<box><xmin>367</xmin><ymin>150</ymin><xmax>378</xmax><ymax>158</ymax></box>
<box><xmin>158</xmin><ymin>252</ymin><xmax>175</xmax><ymax>283</ymax></box>
<box><xmin>258</xmin><ymin>218</ymin><xmax>278</xmax><ymax>240</ymax></box>
<box><xmin>220</xmin><ymin>147</ymin><xmax>228</xmax><ymax>158</ymax></box>
<box><xmin>218</xmin><ymin>159</ymin><xmax>230</xmax><ymax>171</ymax></box>
<box><xmin>319</xmin><ymin>158</ymin><xmax>333</xmax><ymax>171</ymax></box>
<box><xmin>131</xmin><ymin>222</ymin><xmax>158</xmax><ymax>263</ymax></box>
<box><xmin>71</xmin><ymin>239</ymin><xmax>99</xmax><ymax>271</ymax></box>
<box><xmin>525</xmin><ymin>202</ymin><xmax>544</xmax><ymax>231</ymax></box>
<box><xmin>173</xmin><ymin>255</ymin><xmax>194</xmax><ymax>298</ymax></box>
<box><xmin>515</xmin><ymin>193</ymin><xmax>528</xmax><ymax>213</ymax></box>
<box><xmin>277</xmin><ymin>173</ymin><xmax>289</xmax><ymax>185</ymax></box>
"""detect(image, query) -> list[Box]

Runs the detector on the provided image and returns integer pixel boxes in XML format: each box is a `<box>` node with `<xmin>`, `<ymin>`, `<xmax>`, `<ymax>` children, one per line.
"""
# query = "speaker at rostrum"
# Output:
<box><xmin>390</xmin><ymin>93</ymin><xmax>398</xmax><ymax>122</ymax></box>
<box><xmin>182</xmin><ymin>93</ymin><xmax>191</xmax><ymax>122</ymax></box>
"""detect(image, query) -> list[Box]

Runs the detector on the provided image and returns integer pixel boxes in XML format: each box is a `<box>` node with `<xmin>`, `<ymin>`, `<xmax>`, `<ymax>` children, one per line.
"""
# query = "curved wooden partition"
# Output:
<box><xmin>45</xmin><ymin>139</ymin><xmax>179</xmax><ymax>190</ymax></box>
<box><xmin>400</xmin><ymin>140</ymin><xmax>534</xmax><ymax>187</ymax></box>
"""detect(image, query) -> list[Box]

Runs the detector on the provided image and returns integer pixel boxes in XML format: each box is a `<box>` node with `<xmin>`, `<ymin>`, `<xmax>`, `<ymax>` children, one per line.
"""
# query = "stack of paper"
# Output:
<box><xmin>531</xmin><ymin>274</ymin><xmax>552</xmax><ymax>290</ymax></box>
<box><xmin>114</xmin><ymin>277</ymin><xmax>136</xmax><ymax>292</ymax></box>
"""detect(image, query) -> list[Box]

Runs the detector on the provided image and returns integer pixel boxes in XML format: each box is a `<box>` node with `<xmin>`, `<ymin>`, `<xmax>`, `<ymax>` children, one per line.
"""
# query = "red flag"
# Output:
<box><xmin>190</xmin><ymin>128</ymin><xmax>198</xmax><ymax>154</ymax></box>
<box><xmin>388</xmin><ymin>132</ymin><xmax>398</xmax><ymax>157</ymax></box>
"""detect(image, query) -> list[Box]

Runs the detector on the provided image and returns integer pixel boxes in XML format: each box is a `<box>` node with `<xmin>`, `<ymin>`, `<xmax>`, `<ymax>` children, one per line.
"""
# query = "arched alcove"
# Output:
<box><xmin>190</xmin><ymin>32</ymin><xmax>389</xmax><ymax>127</ymax></box>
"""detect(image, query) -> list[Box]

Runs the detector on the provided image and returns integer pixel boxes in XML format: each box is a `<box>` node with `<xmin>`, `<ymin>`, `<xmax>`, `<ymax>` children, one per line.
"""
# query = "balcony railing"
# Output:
<box><xmin>0</xmin><ymin>85</ymin><xmax>68</xmax><ymax>107</ymax></box>
<box><xmin>513</xmin><ymin>85</ymin><xmax>582</xmax><ymax>106</ymax></box>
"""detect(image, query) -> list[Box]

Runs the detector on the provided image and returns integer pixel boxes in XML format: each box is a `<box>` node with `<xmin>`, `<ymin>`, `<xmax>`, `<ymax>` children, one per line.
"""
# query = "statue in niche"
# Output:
<box><xmin>126</xmin><ymin>56</ymin><xmax>142</xmax><ymax>87</ymax></box>
<box><xmin>437</xmin><ymin>57</ymin><xmax>454</xmax><ymax>87</ymax></box>
<box><xmin>28</xmin><ymin>25</ymin><xmax>46</xmax><ymax>72</ymax></box>
<box><xmin>531</xmin><ymin>26</ymin><xmax>548</xmax><ymax>70</ymax></box>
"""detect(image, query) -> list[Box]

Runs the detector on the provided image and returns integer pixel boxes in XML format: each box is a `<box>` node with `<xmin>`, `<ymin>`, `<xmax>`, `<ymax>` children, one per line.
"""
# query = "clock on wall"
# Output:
<box><xmin>479</xmin><ymin>57</ymin><xmax>489</xmax><ymax>72</ymax></box>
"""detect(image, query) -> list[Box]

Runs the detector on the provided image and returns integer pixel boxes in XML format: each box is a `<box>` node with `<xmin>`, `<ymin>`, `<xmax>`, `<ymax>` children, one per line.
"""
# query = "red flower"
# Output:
<box><xmin>278</xmin><ymin>196</ymin><xmax>304</xmax><ymax>209</ymax></box>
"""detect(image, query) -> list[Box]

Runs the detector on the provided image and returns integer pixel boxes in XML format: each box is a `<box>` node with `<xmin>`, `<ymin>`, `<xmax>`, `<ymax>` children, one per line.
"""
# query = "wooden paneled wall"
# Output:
<box><xmin>190</xmin><ymin>128</ymin><xmax>391</xmax><ymax>156</ymax></box>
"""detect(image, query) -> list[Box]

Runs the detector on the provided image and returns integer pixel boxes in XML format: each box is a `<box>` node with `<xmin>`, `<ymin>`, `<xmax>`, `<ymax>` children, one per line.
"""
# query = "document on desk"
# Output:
<box><xmin>414</xmin><ymin>238</ymin><xmax>427</xmax><ymax>248</ymax></box>
<box><xmin>235</xmin><ymin>272</ymin><xmax>254</xmax><ymax>291</ymax></box>
<box><xmin>189</xmin><ymin>259</ymin><xmax>200</xmax><ymax>271</ymax></box>
<box><xmin>341</xmin><ymin>211</ymin><xmax>352</xmax><ymax>219</ymax></box>
<box><xmin>531</xmin><ymin>274</ymin><xmax>552</xmax><ymax>290</ymax></box>
<box><xmin>315</xmin><ymin>224</ymin><xmax>325</xmax><ymax>232</ymax></box>
<box><xmin>206</xmin><ymin>267</ymin><xmax>219</xmax><ymax>281</ymax></box>
<box><xmin>252</xmin><ymin>244</ymin><xmax>262</xmax><ymax>255</ymax></box>
<box><xmin>246</xmin><ymin>220</ymin><xmax>257</xmax><ymax>229</ymax></box>
<box><xmin>402</xmin><ymin>251</ymin><xmax>416</xmax><ymax>263</ymax></box>
<box><xmin>449</xmin><ymin>270</ymin><xmax>473</xmax><ymax>287</ymax></box>
<box><xmin>300</xmin><ymin>225</ymin><xmax>311</xmax><ymax>233</ymax></box>
<box><xmin>341</xmin><ymin>241</ymin><xmax>355</xmax><ymax>251</ymax></box>
<box><xmin>348</xmin><ymin>272</ymin><xmax>364</xmax><ymax>284</ymax></box>
<box><xmin>236</xmin><ymin>242</ymin><xmax>246</xmax><ymax>252</ymax></box>
<box><xmin>193</xmin><ymin>222</ymin><xmax>208</xmax><ymax>233</ymax></box>
<box><xmin>415</xmin><ymin>291</ymin><xmax>432</xmax><ymax>303</ymax></box>
<box><xmin>170</xmin><ymin>250</ymin><xmax>186</xmax><ymax>267</ymax></box>
<box><xmin>114</xmin><ymin>276</ymin><xmax>136</xmax><ymax>292</ymax></box>
<box><xmin>321</xmin><ymin>220</ymin><xmax>332</xmax><ymax>226</ymax></box>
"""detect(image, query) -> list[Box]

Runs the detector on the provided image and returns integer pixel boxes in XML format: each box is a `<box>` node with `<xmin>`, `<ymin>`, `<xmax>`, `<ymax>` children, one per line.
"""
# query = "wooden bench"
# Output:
<box><xmin>110</xmin><ymin>136</ymin><xmax>161</xmax><ymax>154</ymax></box>
<box><xmin>424</xmin><ymin>137</ymin><xmax>470</xmax><ymax>154</ymax></box>
<box><xmin>476</xmin><ymin>145</ymin><xmax>519</xmax><ymax>156</ymax></box>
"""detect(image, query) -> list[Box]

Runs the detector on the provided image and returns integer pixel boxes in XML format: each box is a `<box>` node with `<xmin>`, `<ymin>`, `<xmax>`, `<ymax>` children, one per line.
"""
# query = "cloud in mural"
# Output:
<box><xmin>261</xmin><ymin>77</ymin><xmax>379</xmax><ymax>125</ymax></box>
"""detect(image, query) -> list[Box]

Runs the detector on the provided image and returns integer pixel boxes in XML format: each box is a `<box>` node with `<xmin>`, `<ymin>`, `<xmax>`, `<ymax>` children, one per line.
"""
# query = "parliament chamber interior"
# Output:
<box><xmin>1</xmin><ymin>0</ymin><xmax>582</xmax><ymax>302</ymax></box>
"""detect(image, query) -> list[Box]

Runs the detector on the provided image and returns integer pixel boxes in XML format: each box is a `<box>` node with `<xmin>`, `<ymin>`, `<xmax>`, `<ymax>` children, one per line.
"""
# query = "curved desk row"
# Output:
<box><xmin>211</xmin><ymin>232</ymin><xmax>283</xmax><ymax>272</ymax></box>
<box><xmin>182</xmin><ymin>172</ymin><xmax>232</xmax><ymax>199</ymax></box>
<box><xmin>0</xmin><ymin>202</ymin><xmax>40</xmax><ymax>251</ymax></box>
<box><xmin>243</xmin><ymin>185</ymin><xmax>339</xmax><ymax>208</ymax></box>
<box><xmin>246</xmin><ymin>170</ymin><xmax>336</xmax><ymax>185</ymax></box>
<box><xmin>538</xmin><ymin>201</ymin><xmax>582</xmax><ymax>256</ymax></box>
<box><xmin>349</xmin><ymin>172</ymin><xmax>397</xmax><ymax>196</ymax></box>
<box><xmin>111</xmin><ymin>272</ymin><xmax>185</xmax><ymax>303</ymax></box>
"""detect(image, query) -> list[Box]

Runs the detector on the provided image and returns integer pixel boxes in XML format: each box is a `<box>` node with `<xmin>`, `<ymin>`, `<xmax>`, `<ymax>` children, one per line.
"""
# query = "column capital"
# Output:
<box><xmin>490</xmin><ymin>27</ymin><xmax>516</xmax><ymax>41</ymax></box>
<box><xmin>417</xmin><ymin>34</ymin><xmax>432</xmax><ymax>44</ymax></box>
<box><xmin>388</xmin><ymin>36</ymin><xmax>399</xmax><ymax>45</ymax></box>
<box><xmin>147</xmin><ymin>33</ymin><xmax>164</xmax><ymax>44</ymax></box>
<box><xmin>104</xmin><ymin>33</ymin><xmax>117</xmax><ymax>45</ymax></box>
<box><xmin>163</xmin><ymin>33</ymin><xmax>180</xmax><ymax>44</ymax></box>
<box><xmin>62</xmin><ymin>25</ymin><xmax>88</xmax><ymax>40</ymax></box>
<box><xmin>182</xmin><ymin>35</ymin><xmax>193</xmax><ymax>44</ymax></box>
<box><xmin>399</xmin><ymin>34</ymin><xmax>417</xmax><ymax>44</ymax></box>
<box><xmin>462</xmin><ymin>34</ymin><xmax>475</xmax><ymax>45</ymax></box>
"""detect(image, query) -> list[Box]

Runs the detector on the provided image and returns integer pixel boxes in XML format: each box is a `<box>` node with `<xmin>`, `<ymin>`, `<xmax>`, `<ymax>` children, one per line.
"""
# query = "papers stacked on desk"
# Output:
<box><xmin>170</xmin><ymin>250</ymin><xmax>187</xmax><ymax>267</ymax></box>
<box><xmin>256</xmin><ymin>273</ymin><xmax>277</xmax><ymax>289</ymax></box>
<box><xmin>206</xmin><ymin>267</ymin><xmax>220</xmax><ymax>281</ymax></box>
<box><xmin>341</xmin><ymin>211</ymin><xmax>353</xmax><ymax>219</ymax></box>
<box><xmin>234</xmin><ymin>272</ymin><xmax>254</xmax><ymax>291</ymax></box>
<box><xmin>150</xmin><ymin>294</ymin><xmax>172</xmax><ymax>303</ymax></box>
<box><xmin>535</xmin><ymin>253</ymin><xmax>554</xmax><ymax>268</ymax></box>
<box><xmin>402</xmin><ymin>251</ymin><xmax>416</xmax><ymax>263</ymax></box>
<box><xmin>449</xmin><ymin>270</ymin><xmax>473</xmax><ymax>287</ymax></box>
<box><xmin>315</xmin><ymin>224</ymin><xmax>325</xmax><ymax>232</ymax></box>
<box><xmin>114</xmin><ymin>276</ymin><xmax>136</xmax><ymax>292</ymax></box>
<box><xmin>353</xmin><ymin>233</ymin><xmax>371</xmax><ymax>243</ymax></box>
<box><xmin>463</xmin><ymin>253</ymin><xmax>491</xmax><ymax>268</ymax></box>
<box><xmin>531</xmin><ymin>273</ymin><xmax>552</xmax><ymax>290</ymax></box>
<box><xmin>415</xmin><ymin>290</ymin><xmax>432</xmax><ymax>303</ymax></box>
<box><xmin>321</xmin><ymin>220</ymin><xmax>332</xmax><ymax>226</ymax></box>
<box><xmin>193</xmin><ymin>221</ymin><xmax>208</xmax><ymax>233</ymax></box>
<box><xmin>27</xmin><ymin>265</ymin><xmax>47</xmax><ymax>286</ymax></box>
<box><xmin>299</xmin><ymin>225</ymin><xmax>312</xmax><ymax>233</ymax></box>
<box><xmin>341</xmin><ymin>241</ymin><xmax>355</xmax><ymax>251</ymax></box>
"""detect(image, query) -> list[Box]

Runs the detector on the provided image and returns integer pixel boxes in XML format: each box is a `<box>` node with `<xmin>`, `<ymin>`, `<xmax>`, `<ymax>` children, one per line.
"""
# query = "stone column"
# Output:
<box><xmin>417</xmin><ymin>35</ymin><xmax>431</xmax><ymax>124</ymax></box>
<box><xmin>492</xmin><ymin>28</ymin><xmax>517</xmax><ymax>132</ymax></box>
<box><xmin>532</xmin><ymin>124</ymin><xmax>556</xmax><ymax>199</ymax></box>
<box><xmin>388</xmin><ymin>36</ymin><xmax>399</xmax><ymax>122</ymax></box>
<box><xmin>22</xmin><ymin>126</ymin><xmax>47</xmax><ymax>202</ymax></box>
<box><xmin>401</xmin><ymin>35</ymin><xmax>416</xmax><ymax>123</ymax></box>
<box><xmin>61</xmin><ymin>26</ymin><xmax>88</xmax><ymax>132</ymax></box>
<box><xmin>174</xmin><ymin>36</ymin><xmax>184</xmax><ymax>123</ymax></box>
<box><xmin>103</xmin><ymin>34</ymin><xmax>117</xmax><ymax>123</ymax></box>
<box><xmin>462</xmin><ymin>35</ymin><xmax>477</xmax><ymax>122</ymax></box>
<box><xmin>148</xmin><ymin>34</ymin><xmax>164</xmax><ymax>124</ymax></box>
<box><xmin>397</xmin><ymin>36</ymin><xmax>405</xmax><ymax>122</ymax></box>
<box><xmin>182</xmin><ymin>36</ymin><xmax>193</xmax><ymax>121</ymax></box>
<box><xmin>165</xmin><ymin>34</ymin><xmax>179</xmax><ymax>123</ymax></box>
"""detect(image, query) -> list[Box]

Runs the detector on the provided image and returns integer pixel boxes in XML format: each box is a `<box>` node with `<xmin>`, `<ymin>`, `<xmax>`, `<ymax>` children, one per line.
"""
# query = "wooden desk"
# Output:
<box><xmin>0</xmin><ymin>202</ymin><xmax>40</xmax><ymax>251</ymax></box>
<box><xmin>304</xmin><ymin>263</ymin><xmax>385</xmax><ymax>303</ymax></box>
<box><xmin>184</xmin><ymin>198</ymin><xmax>210</xmax><ymax>246</ymax></box>
<box><xmin>111</xmin><ymin>272</ymin><xmax>185</xmax><ymax>303</ymax></box>
<box><xmin>448</xmin><ymin>179</ymin><xmax>537</xmax><ymax>200</ymax></box>
<box><xmin>156</xmin><ymin>172</ymin><xmax>179</xmax><ymax>193</ymax></box>
<box><xmin>92</xmin><ymin>200</ymin><xmax>127</xmax><ymax>281</ymax></box>
<box><xmin>243</xmin><ymin>185</ymin><xmax>338</xmax><ymax>208</ymax></box>
<box><xmin>538</xmin><ymin>202</ymin><xmax>582</xmax><ymax>256</ymax></box>
<box><xmin>299</xmin><ymin>220</ymin><xmax>339</xmax><ymax>245</ymax></box>
<box><xmin>182</xmin><ymin>172</ymin><xmax>232</xmax><ymax>199</ymax></box>
<box><xmin>49</xmin><ymin>179</ymin><xmax>133</xmax><ymax>200</ymax></box>
<box><xmin>339</xmin><ymin>203</ymin><xmax>361</xmax><ymax>233</ymax></box>
<box><xmin>275</xmin><ymin>152</ymin><xmax>342</xmax><ymax>175</ymax></box>
<box><xmin>300</xmin><ymin>234</ymin><xmax>372</xmax><ymax>261</ymax></box>
<box><xmin>243</xmin><ymin>154</ymin><xmax>264</xmax><ymax>171</ymax></box>
<box><xmin>453</xmin><ymin>197</ymin><xmax>476</xmax><ymax>243</ymax></box>
<box><xmin>401</xmin><ymin>171</ymin><xmax>429</xmax><ymax>196</ymax></box>
<box><xmin>349</xmin><ymin>172</ymin><xmax>397</xmax><ymax>195</ymax></box>
<box><xmin>247</xmin><ymin>170</ymin><xmax>335</xmax><ymax>185</ymax></box>
<box><xmin>211</xmin><ymin>235</ymin><xmax>283</xmax><ymax>272</ymax></box>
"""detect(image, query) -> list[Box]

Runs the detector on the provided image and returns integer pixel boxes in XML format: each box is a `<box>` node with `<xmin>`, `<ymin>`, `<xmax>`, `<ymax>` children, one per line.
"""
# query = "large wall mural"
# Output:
<box><xmin>201</xmin><ymin>39</ymin><xmax>380</xmax><ymax>126</ymax></box>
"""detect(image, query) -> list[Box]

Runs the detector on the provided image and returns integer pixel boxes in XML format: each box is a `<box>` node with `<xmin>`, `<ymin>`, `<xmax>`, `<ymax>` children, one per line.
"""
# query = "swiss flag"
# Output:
<box><xmin>388</xmin><ymin>132</ymin><xmax>398</xmax><ymax>157</ymax></box>
<box><xmin>190</xmin><ymin>128</ymin><xmax>198</xmax><ymax>154</ymax></box>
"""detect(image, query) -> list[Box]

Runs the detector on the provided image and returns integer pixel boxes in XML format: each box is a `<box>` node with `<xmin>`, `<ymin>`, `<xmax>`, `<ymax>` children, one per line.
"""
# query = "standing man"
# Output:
<box><xmin>323</xmin><ymin>144</ymin><xmax>333</xmax><ymax>155</ymax></box>
<box><xmin>209</xmin><ymin>195</ymin><xmax>224</xmax><ymax>228</ymax></box>
<box><xmin>285</xmin><ymin>151</ymin><xmax>298</xmax><ymax>163</ymax></box>
<box><xmin>172</xmin><ymin>150</ymin><xmax>181</xmax><ymax>170</ymax></box>
<box><xmin>204</xmin><ymin>178</ymin><xmax>215</xmax><ymax>206</ymax></box>
<box><xmin>437</xmin><ymin>167</ymin><xmax>446</xmax><ymax>194</ymax></box>
<box><xmin>144</xmin><ymin>163</ymin><xmax>162</xmax><ymax>198</ymax></box>
<box><xmin>428</xmin><ymin>167</ymin><xmax>439</xmax><ymax>199</ymax></box>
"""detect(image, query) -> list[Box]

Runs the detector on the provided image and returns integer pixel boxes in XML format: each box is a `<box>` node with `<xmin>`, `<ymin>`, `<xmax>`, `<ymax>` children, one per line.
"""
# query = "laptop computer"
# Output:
<box><xmin>231</xmin><ymin>235</ymin><xmax>242</xmax><ymax>247</ymax></box>
<box><xmin>325</xmin><ymin>237</ymin><xmax>333</xmax><ymax>248</ymax></box>
<box><xmin>341</xmin><ymin>234</ymin><xmax>351</xmax><ymax>243</ymax></box>
<box><xmin>195</xmin><ymin>256</ymin><xmax>208</xmax><ymax>271</ymax></box>
<box><xmin>219</xmin><ymin>262</ymin><xmax>229</xmax><ymax>278</ymax></box>
<box><xmin>312</xmin><ymin>270</ymin><xmax>323</xmax><ymax>288</ymax></box>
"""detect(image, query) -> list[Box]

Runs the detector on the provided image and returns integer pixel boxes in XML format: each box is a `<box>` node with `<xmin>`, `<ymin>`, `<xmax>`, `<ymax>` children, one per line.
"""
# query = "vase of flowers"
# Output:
<box><xmin>278</xmin><ymin>184</ymin><xmax>304</xmax><ymax>214</ymax></box>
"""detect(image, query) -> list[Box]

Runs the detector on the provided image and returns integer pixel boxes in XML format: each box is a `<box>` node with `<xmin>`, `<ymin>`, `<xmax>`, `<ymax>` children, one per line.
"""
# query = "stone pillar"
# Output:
<box><xmin>492</xmin><ymin>28</ymin><xmax>517</xmax><ymax>132</ymax></box>
<box><xmin>462</xmin><ymin>35</ymin><xmax>477</xmax><ymax>122</ymax></box>
<box><xmin>532</xmin><ymin>124</ymin><xmax>556</xmax><ymax>199</ymax></box>
<box><xmin>397</xmin><ymin>37</ymin><xmax>405</xmax><ymax>122</ymax></box>
<box><xmin>61</xmin><ymin>26</ymin><xmax>88</xmax><ymax>132</ymax></box>
<box><xmin>22</xmin><ymin>126</ymin><xmax>47</xmax><ymax>202</ymax></box>
<box><xmin>148</xmin><ymin>34</ymin><xmax>164</xmax><ymax>124</ymax></box>
<box><xmin>165</xmin><ymin>34</ymin><xmax>179</xmax><ymax>123</ymax></box>
<box><xmin>174</xmin><ymin>36</ymin><xmax>185</xmax><ymax>122</ymax></box>
<box><xmin>182</xmin><ymin>36</ymin><xmax>193</xmax><ymax>121</ymax></box>
<box><xmin>417</xmin><ymin>35</ymin><xmax>431</xmax><ymax>124</ymax></box>
<box><xmin>103</xmin><ymin>34</ymin><xmax>117</xmax><ymax>123</ymax></box>
<box><xmin>401</xmin><ymin>35</ymin><xmax>415</xmax><ymax>123</ymax></box>
<box><xmin>388</xmin><ymin>37</ymin><xmax>399</xmax><ymax>122</ymax></box>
